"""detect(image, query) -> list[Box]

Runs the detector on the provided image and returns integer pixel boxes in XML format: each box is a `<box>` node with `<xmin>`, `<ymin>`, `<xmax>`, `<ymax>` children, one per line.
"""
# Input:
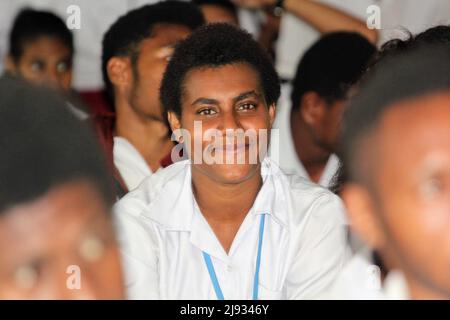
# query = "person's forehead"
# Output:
<box><xmin>23</xmin><ymin>35</ymin><xmax>70</xmax><ymax>49</ymax></box>
<box><xmin>183</xmin><ymin>63</ymin><xmax>262</xmax><ymax>99</ymax></box>
<box><xmin>0</xmin><ymin>181</ymin><xmax>107</xmax><ymax>248</ymax></box>
<box><xmin>20</xmin><ymin>36</ymin><xmax>72</xmax><ymax>57</ymax></box>
<box><xmin>141</xmin><ymin>23</ymin><xmax>192</xmax><ymax>49</ymax></box>
<box><xmin>374</xmin><ymin>91</ymin><xmax>450</xmax><ymax>168</ymax></box>
<box><xmin>379</xmin><ymin>92</ymin><xmax>450</xmax><ymax>139</ymax></box>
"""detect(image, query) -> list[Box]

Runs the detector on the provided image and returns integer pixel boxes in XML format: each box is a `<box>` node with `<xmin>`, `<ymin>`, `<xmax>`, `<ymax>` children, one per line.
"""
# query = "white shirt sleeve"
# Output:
<box><xmin>113</xmin><ymin>201</ymin><xmax>160</xmax><ymax>300</ymax></box>
<box><xmin>286</xmin><ymin>193</ymin><xmax>350</xmax><ymax>299</ymax></box>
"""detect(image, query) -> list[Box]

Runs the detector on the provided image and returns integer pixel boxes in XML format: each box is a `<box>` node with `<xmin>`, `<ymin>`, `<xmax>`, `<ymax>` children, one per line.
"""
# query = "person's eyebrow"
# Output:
<box><xmin>191</xmin><ymin>97</ymin><xmax>220</xmax><ymax>107</ymax></box>
<box><xmin>233</xmin><ymin>91</ymin><xmax>261</xmax><ymax>104</ymax></box>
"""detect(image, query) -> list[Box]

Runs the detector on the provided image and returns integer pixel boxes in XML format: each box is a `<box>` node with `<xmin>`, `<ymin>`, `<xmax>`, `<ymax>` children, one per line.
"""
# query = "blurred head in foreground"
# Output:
<box><xmin>0</xmin><ymin>78</ymin><xmax>124</xmax><ymax>299</ymax></box>
<box><xmin>340</xmin><ymin>44</ymin><xmax>450</xmax><ymax>299</ymax></box>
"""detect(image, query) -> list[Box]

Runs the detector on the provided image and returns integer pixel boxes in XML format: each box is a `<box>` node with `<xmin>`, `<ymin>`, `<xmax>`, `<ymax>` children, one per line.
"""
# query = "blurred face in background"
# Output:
<box><xmin>127</xmin><ymin>23</ymin><xmax>191</xmax><ymax>121</ymax></box>
<box><xmin>298</xmin><ymin>93</ymin><xmax>347</xmax><ymax>154</ymax></box>
<box><xmin>6</xmin><ymin>36</ymin><xmax>73</xmax><ymax>92</ymax></box>
<box><xmin>0</xmin><ymin>180</ymin><xmax>124</xmax><ymax>299</ymax></box>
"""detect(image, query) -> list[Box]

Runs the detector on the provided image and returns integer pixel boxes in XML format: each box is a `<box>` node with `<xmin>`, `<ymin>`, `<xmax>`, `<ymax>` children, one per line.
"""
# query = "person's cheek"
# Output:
<box><xmin>61</xmin><ymin>73</ymin><xmax>72</xmax><ymax>91</ymax></box>
<box><xmin>85</xmin><ymin>245</ymin><xmax>124</xmax><ymax>299</ymax></box>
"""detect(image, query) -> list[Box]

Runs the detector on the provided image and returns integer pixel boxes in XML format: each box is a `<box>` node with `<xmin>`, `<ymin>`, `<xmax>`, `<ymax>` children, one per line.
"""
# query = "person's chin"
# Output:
<box><xmin>213</xmin><ymin>163</ymin><xmax>260</xmax><ymax>185</ymax></box>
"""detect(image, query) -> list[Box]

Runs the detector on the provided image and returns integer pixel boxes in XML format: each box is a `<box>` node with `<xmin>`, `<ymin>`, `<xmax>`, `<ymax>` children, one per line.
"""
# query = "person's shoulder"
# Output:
<box><xmin>319</xmin><ymin>253</ymin><xmax>384</xmax><ymax>300</ymax></box>
<box><xmin>267</xmin><ymin>159</ymin><xmax>347</xmax><ymax>228</ymax></box>
<box><xmin>284</xmin><ymin>169</ymin><xmax>343</xmax><ymax>209</ymax></box>
<box><xmin>114</xmin><ymin>160</ymin><xmax>189</xmax><ymax>219</ymax></box>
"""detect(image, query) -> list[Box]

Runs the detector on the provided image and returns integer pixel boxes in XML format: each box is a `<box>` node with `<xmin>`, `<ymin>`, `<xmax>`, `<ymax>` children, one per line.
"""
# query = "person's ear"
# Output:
<box><xmin>106</xmin><ymin>57</ymin><xmax>132</xmax><ymax>92</ymax></box>
<box><xmin>300</xmin><ymin>91</ymin><xmax>327</xmax><ymax>127</ymax></box>
<box><xmin>268</xmin><ymin>103</ymin><xmax>276</xmax><ymax>127</ymax></box>
<box><xmin>341</xmin><ymin>183</ymin><xmax>386</xmax><ymax>250</ymax></box>
<box><xmin>4</xmin><ymin>55</ymin><xmax>17</xmax><ymax>73</ymax></box>
<box><xmin>167</xmin><ymin>111</ymin><xmax>182</xmax><ymax>142</ymax></box>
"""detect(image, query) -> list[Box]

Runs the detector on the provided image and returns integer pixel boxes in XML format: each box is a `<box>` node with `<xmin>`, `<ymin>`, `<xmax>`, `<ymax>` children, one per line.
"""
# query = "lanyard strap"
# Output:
<box><xmin>202</xmin><ymin>214</ymin><xmax>266</xmax><ymax>300</ymax></box>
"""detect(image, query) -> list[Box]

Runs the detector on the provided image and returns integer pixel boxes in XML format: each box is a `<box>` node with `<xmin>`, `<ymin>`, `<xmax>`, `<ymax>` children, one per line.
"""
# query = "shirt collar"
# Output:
<box><xmin>141</xmin><ymin>158</ymin><xmax>289</xmax><ymax>232</ymax></box>
<box><xmin>140</xmin><ymin>160</ymin><xmax>195</xmax><ymax>231</ymax></box>
<box><xmin>383</xmin><ymin>270</ymin><xmax>410</xmax><ymax>300</ymax></box>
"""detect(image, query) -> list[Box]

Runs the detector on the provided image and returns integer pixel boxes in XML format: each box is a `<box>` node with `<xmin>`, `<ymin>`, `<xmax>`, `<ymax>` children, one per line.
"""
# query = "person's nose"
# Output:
<box><xmin>44</xmin><ymin>68</ymin><xmax>62</xmax><ymax>90</ymax></box>
<box><xmin>218</xmin><ymin>109</ymin><xmax>242</xmax><ymax>133</ymax></box>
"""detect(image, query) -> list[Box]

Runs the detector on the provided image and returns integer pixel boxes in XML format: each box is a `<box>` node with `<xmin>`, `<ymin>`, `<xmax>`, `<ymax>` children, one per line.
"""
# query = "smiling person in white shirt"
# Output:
<box><xmin>114</xmin><ymin>23</ymin><xmax>349</xmax><ymax>300</ymax></box>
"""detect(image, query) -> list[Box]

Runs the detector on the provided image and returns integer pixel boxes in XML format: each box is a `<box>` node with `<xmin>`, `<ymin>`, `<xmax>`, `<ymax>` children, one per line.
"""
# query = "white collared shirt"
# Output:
<box><xmin>321</xmin><ymin>253</ymin><xmax>410</xmax><ymax>300</ymax></box>
<box><xmin>114</xmin><ymin>157</ymin><xmax>350</xmax><ymax>300</ymax></box>
<box><xmin>113</xmin><ymin>137</ymin><xmax>153</xmax><ymax>192</ymax></box>
<box><xmin>271</xmin><ymin>85</ymin><xmax>340</xmax><ymax>188</ymax></box>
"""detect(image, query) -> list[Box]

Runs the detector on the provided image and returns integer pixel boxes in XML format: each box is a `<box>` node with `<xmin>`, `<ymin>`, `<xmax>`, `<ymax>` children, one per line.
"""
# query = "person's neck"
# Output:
<box><xmin>115</xmin><ymin>99</ymin><xmax>173</xmax><ymax>172</ymax></box>
<box><xmin>192</xmin><ymin>165</ymin><xmax>263</xmax><ymax>253</ymax></box>
<box><xmin>290</xmin><ymin>110</ymin><xmax>330</xmax><ymax>184</ymax></box>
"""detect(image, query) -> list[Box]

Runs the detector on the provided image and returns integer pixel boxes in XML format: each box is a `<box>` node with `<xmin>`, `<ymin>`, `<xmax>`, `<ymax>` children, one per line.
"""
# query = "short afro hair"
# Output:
<box><xmin>101</xmin><ymin>1</ymin><xmax>205</xmax><ymax>104</ymax></box>
<box><xmin>9</xmin><ymin>8</ymin><xmax>73</xmax><ymax>63</ymax></box>
<box><xmin>160</xmin><ymin>23</ymin><xmax>280</xmax><ymax>118</ymax></box>
<box><xmin>340</xmin><ymin>44</ymin><xmax>450</xmax><ymax>184</ymax></box>
<box><xmin>291</xmin><ymin>32</ymin><xmax>376</xmax><ymax>110</ymax></box>
<box><xmin>0</xmin><ymin>76</ymin><xmax>113</xmax><ymax>213</ymax></box>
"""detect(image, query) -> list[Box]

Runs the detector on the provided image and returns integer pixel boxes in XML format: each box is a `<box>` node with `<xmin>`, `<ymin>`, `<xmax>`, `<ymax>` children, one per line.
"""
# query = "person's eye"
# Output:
<box><xmin>30</xmin><ymin>61</ymin><xmax>45</xmax><ymax>73</ymax></box>
<box><xmin>419</xmin><ymin>177</ymin><xmax>445</xmax><ymax>200</ymax></box>
<box><xmin>164</xmin><ymin>54</ymin><xmax>173</xmax><ymax>62</ymax></box>
<box><xmin>56</xmin><ymin>62</ymin><xmax>70</xmax><ymax>73</ymax></box>
<box><xmin>78</xmin><ymin>234</ymin><xmax>106</xmax><ymax>263</ymax></box>
<box><xmin>197</xmin><ymin>108</ymin><xmax>217</xmax><ymax>116</ymax></box>
<box><xmin>159</xmin><ymin>47</ymin><xmax>175</xmax><ymax>62</ymax></box>
<box><xmin>237</xmin><ymin>103</ymin><xmax>257</xmax><ymax>111</ymax></box>
<box><xmin>12</xmin><ymin>260</ymin><xmax>43</xmax><ymax>290</ymax></box>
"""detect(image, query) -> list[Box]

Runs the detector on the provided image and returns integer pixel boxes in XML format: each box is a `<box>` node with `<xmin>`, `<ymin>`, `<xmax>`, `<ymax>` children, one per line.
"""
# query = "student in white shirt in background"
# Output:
<box><xmin>271</xmin><ymin>32</ymin><xmax>376</xmax><ymax>188</ymax></box>
<box><xmin>328</xmin><ymin>41</ymin><xmax>450</xmax><ymax>300</ymax></box>
<box><xmin>96</xmin><ymin>2</ymin><xmax>205</xmax><ymax>197</ymax></box>
<box><xmin>115</xmin><ymin>24</ymin><xmax>349</xmax><ymax>300</ymax></box>
<box><xmin>232</xmin><ymin>0</ymin><xmax>378</xmax><ymax>81</ymax></box>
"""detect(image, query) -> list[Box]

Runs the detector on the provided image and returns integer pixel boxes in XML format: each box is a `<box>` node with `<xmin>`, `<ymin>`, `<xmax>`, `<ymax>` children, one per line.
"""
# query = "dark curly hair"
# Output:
<box><xmin>160</xmin><ymin>23</ymin><xmax>280</xmax><ymax>118</ymax></box>
<box><xmin>101</xmin><ymin>1</ymin><xmax>205</xmax><ymax>104</ymax></box>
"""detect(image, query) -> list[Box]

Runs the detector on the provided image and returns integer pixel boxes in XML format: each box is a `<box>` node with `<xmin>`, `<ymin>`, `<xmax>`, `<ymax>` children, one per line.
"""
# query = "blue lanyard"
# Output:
<box><xmin>202</xmin><ymin>214</ymin><xmax>266</xmax><ymax>300</ymax></box>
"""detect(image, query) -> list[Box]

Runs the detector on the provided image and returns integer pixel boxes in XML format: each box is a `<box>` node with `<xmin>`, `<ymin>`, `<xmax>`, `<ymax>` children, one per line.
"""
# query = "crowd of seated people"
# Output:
<box><xmin>0</xmin><ymin>0</ymin><xmax>449</xmax><ymax>300</ymax></box>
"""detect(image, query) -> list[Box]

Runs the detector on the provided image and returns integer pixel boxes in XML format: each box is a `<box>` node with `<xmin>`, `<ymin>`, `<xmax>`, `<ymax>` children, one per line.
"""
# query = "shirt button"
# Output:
<box><xmin>227</xmin><ymin>265</ymin><xmax>232</xmax><ymax>272</ymax></box>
